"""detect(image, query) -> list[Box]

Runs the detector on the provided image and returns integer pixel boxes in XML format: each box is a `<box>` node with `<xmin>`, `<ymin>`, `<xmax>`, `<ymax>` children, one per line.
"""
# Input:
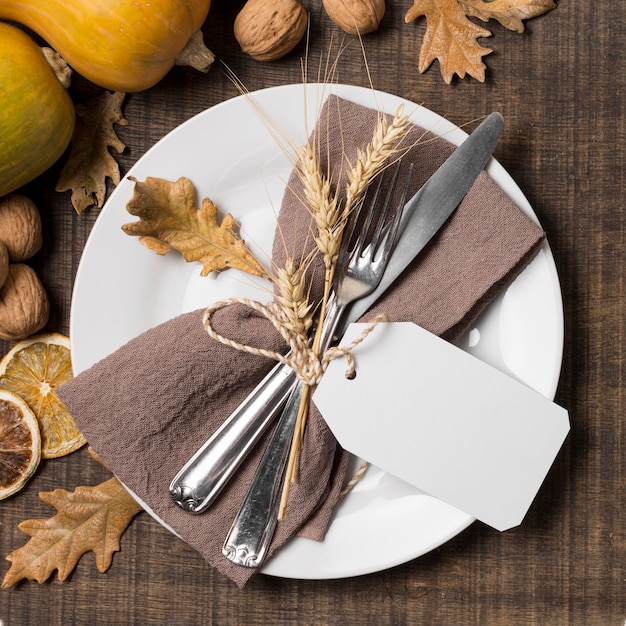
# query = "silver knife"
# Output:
<box><xmin>169</xmin><ymin>112</ymin><xmax>504</xmax><ymax>514</ymax></box>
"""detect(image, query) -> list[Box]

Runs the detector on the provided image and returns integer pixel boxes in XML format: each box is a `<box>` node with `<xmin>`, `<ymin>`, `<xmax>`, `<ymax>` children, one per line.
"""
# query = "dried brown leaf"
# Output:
<box><xmin>56</xmin><ymin>91</ymin><xmax>128</xmax><ymax>214</ymax></box>
<box><xmin>460</xmin><ymin>0</ymin><xmax>556</xmax><ymax>32</ymax></box>
<box><xmin>406</xmin><ymin>0</ymin><xmax>492</xmax><ymax>83</ymax></box>
<box><xmin>405</xmin><ymin>0</ymin><xmax>556</xmax><ymax>82</ymax></box>
<box><xmin>2</xmin><ymin>477</ymin><xmax>142</xmax><ymax>587</ymax></box>
<box><xmin>122</xmin><ymin>176</ymin><xmax>269</xmax><ymax>278</ymax></box>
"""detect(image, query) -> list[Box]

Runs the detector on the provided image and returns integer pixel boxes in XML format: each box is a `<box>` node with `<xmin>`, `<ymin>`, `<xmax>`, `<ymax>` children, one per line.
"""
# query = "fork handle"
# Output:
<box><xmin>169</xmin><ymin>360</ymin><xmax>298</xmax><ymax>513</ymax></box>
<box><xmin>222</xmin><ymin>384</ymin><xmax>303</xmax><ymax>567</ymax></box>
<box><xmin>222</xmin><ymin>299</ymin><xmax>347</xmax><ymax>565</ymax></box>
<box><xmin>169</xmin><ymin>293</ymin><xmax>342</xmax><ymax>514</ymax></box>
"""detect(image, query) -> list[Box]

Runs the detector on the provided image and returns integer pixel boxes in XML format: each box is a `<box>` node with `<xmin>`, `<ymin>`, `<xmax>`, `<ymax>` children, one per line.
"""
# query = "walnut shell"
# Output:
<box><xmin>323</xmin><ymin>0</ymin><xmax>385</xmax><ymax>35</ymax></box>
<box><xmin>0</xmin><ymin>264</ymin><xmax>49</xmax><ymax>340</ymax></box>
<box><xmin>0</xmin><ymin>194</ymin><xmax>43</xmax><ymax>262</ymax></box>
<box><xmin>0</xmin><ymin>241</ymin><xmax>8</xmax><ymax>289</ymax></box>
<box><xmin>234</xmin><ymin>0</ymin><xmax>308</xmax><ymax>62</ymax></box>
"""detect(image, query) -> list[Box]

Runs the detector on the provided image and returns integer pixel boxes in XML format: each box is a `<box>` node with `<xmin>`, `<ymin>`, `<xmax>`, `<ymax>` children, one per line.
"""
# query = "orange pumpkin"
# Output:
<box><xmin>0</xmin><ymin>0</ymin><xmax>213</xmax><ymax>91</ymax></box>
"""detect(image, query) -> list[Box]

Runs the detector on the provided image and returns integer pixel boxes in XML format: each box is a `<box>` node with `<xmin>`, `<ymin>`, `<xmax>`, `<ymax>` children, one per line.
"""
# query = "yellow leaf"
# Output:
<box><xmin>460</xmin><ymin>0</ymin><xmax>556</xmax><ymax>33</ymax></box>
<box><xmin>56</xmin><ymin>91</ymin><xmax>128</xmax><ymax>214</ymax></box>
<box><xmin>2</xmin><ymin>477</ymin><xmax>142</xmax><ymax>587</ymax></box>
<box><xmin>122</xmin><ymin>176</ymin><xmax>269</xmax><ymax>278</ymax></box>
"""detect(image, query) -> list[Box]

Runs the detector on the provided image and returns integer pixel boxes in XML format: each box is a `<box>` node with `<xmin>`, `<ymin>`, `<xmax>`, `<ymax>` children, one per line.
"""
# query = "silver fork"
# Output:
<box><xmin>222</xmin><ymin>161</ymin><xmax>412</xmax><ymax>568</ymax></box>
<box><xmin>168</xmin><ymin>163</ymin><xmax>407</xmax><ymax>515</ymax></box>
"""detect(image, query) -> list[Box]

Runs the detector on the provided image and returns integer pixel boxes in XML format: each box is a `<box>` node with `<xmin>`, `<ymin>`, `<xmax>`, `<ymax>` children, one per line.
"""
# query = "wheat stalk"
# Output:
<box><xmin>278</xmin><ymin>104</ymin><xmax>412</xmax><ymax>519</ymax></box>
<box><xmin>345</xmin><ymin>104</ymin><xmax>411</xmax><ymax>209</ymax></box>
<box><xmin>296</xmin><ymin>140</ymin><xmax>341</xmax><ymax>269</ymax></box>
<box><xmin>273</xmin><ymin>256</ymin><xmax>314</xmax><ymax>341</ymax></box>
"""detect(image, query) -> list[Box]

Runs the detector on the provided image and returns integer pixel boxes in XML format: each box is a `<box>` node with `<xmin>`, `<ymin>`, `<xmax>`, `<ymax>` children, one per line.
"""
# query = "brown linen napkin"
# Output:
<box><xmin>59</xmin><ymin>94</ymin><xmax>546</xmax><ymax>587</ymax></box>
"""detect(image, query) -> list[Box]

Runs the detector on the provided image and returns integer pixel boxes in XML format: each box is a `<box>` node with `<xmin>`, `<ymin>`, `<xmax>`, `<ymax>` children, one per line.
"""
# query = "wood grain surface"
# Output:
<box><xmin>1</xmin><ymin>1</ymin><xmax>624</xmax><ymax>624</ymax></box>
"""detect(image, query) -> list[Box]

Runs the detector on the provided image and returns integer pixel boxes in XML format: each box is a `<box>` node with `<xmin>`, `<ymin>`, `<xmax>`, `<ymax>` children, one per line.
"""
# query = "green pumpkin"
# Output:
<box><xmin>0</xmin><ymin>23</ymin><xmax>75</xmax><ymax>197</ymax></box>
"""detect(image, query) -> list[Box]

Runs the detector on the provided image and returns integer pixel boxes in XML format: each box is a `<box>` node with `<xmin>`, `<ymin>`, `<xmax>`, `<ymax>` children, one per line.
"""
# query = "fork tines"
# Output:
<box><xmin>342</xmin><ymin>160</ymin><xmax>413</xmax><ymax>264</ymax></box>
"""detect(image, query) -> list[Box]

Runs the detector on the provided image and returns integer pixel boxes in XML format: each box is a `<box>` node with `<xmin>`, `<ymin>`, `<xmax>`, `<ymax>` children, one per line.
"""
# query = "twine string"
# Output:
<box><xmin>202</xmin><ymin>298</ymin><xmax>389</xmax><ymax>385</ymax></box>
<box><xmin>340</xmin><ymin>460</ymin><xmax>371</xmax><ymax>497</ymax></box>
<box><xmin>203</xmin><ymin>298</ymin><xmax>386</xmax><ymax>495</ymax></box>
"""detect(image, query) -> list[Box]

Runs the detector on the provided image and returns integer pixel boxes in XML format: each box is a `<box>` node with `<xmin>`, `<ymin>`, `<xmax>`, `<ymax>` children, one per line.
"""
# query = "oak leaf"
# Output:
<box><xmin>406</xmin><ymin>0</ymin><xmax>492</xmax><ymax>83</ymax></box>
<box><xmin>56</xmin><ymin>91</ymin><xmax>128</xmax><ymax>214</ymax></box>
<box><xmin>405</xmin><ymin>0</ymin><xmax>556</xmax><ymax>83</ymax></box>
<box><xmin>2</xmin><ymin>477</ymin><xmax>142</xmax><ymax>587</ymax></box>
<box><xmin>460</xmin><ymin>0</ymin><xmax>556</xmax><ymax>33</ymax></box>
<box><xmin>122</xmin><ymin>176</ymin><xmax>269</xmax><ymax>278</ymax></box>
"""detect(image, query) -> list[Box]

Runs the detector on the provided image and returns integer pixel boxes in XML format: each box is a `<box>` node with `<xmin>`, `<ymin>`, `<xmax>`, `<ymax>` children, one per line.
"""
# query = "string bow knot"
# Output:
<box><xmin>203</xmin><ymin>298</ymin><xmax>387</xmax><ymax>385</ymax></box>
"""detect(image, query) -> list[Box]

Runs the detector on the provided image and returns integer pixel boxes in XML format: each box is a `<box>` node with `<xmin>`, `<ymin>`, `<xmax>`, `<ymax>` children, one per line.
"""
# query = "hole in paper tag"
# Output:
<box><xmin>314</xmin><ymin>322</ymin><xmax>570</xmax><ymax>532</ymax></box>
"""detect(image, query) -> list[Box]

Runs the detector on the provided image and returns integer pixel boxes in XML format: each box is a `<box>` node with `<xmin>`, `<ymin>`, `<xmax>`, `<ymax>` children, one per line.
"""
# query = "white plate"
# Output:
<box><xmin>70</xmin><ymin>83</ymin><xmax>564</xmax><ymax>580</ymax></box>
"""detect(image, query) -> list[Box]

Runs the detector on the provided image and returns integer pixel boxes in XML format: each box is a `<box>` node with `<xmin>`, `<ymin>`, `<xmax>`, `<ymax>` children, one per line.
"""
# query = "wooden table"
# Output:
<box><xmin>2</xmin><ymin>1</ymin><xmax>624</xmax><ymax>623</ymax></box>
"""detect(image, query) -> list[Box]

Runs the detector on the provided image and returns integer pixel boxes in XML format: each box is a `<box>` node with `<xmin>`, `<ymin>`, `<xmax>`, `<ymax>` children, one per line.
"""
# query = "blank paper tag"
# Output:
<box><xmin>314</xmin><ymin>322</ymin><xmax>570</xmax><ymax>531</ymax></box>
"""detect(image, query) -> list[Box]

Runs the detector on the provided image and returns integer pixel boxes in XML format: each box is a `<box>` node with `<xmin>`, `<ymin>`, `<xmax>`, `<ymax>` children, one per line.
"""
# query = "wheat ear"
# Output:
<box><xmin>278</xmin><ymin>105</ymin><xmax>412</xmax><ymax>519</ymax></box>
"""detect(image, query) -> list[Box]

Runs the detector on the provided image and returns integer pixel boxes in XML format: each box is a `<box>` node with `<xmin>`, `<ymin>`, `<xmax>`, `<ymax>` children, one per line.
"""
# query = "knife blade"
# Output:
<box><xmin>169</xmin><ymin>111</ymin><xmax>504</xmax><ymax>514</ymax></box>
<box><xmin>347</xmin><ymin>111</ymin><xmax>504</xmax><ymax>325</ymax></box>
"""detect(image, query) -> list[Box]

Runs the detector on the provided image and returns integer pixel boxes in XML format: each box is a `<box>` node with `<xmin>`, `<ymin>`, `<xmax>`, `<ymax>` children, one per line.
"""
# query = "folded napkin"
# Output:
<box><xmin>59</xmin><ymin>95</ymin><xmax>546</xmax><ymax>587</ymax></box>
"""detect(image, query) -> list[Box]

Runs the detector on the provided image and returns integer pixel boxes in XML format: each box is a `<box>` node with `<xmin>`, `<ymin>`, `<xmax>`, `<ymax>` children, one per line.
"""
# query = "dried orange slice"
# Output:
<box><xmin>0</xmin><ymin>389</ymin><xmax>41</xmax><ymax>500</ymax></box>
<box><xmin>0</xmin><ymin>333</ymin><xmax>85</xmax><ymax>458</ymax></box>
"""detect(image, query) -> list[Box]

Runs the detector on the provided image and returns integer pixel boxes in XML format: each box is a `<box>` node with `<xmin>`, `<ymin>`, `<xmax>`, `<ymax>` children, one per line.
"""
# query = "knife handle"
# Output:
<box><xmin>169</xmin><ymin>360</ymin><xmax>298</xmax><ymax>513</ymax></box>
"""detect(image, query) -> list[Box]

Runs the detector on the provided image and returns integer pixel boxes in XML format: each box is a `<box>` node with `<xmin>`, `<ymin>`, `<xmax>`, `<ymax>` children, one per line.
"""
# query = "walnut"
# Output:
<box><xmin>323</xmin><ymin>0</ymin><xmax>385</xmax><ymax>35</ymax></box>
<box><xmin>0</xmin><ymin>241</ymin><xmax>8</xmax><ymax>289</ymax></box>
<box><xmin>0</xmin><ymin>194</ymin><xmax>43</xmax><ymax>262</ymax></box>
<box><xmin>234</xmin><ymin>0</ymin><xmax>308</xmax><ymax>62</ymax></box>
<box><xmin>0</xmin><ymin>264</ymin><xmax>49</xmax><ymax>340</ymax></box>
